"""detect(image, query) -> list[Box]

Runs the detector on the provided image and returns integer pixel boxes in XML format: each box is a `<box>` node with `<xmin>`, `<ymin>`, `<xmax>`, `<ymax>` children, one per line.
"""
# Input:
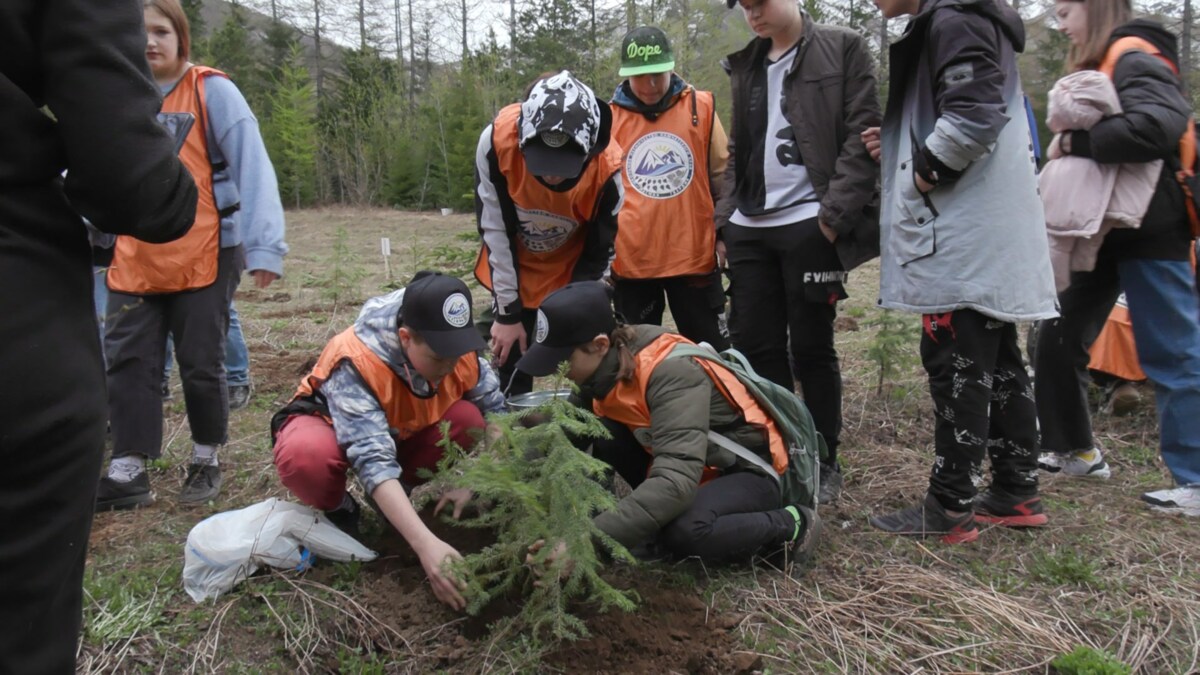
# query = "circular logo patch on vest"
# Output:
<box><xmin>514</xmin><ymin>207</ymin><xmax>579</xmax><ymax>253</ymax></box>
<box><xmin>535</xmin><ymin>309</ymin><xmax>550</xmax><ymax>343</ymax></box>
<box><xmin>442</xmin><ymin>293</ymin><xmax>471</xmax><ymax>328</ymax></box>
<box><xmin>625</xmin><ymin>131</ymin><xmax>694</xmax><ymax>200</ymax></box>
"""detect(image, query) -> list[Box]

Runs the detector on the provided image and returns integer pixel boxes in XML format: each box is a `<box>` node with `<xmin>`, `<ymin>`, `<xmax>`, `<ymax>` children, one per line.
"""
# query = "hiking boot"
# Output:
<box><xmin>324</xmin><ymin>494</ymin><xmax>362</xmax><ymax>538</ymax></box>
<box><xmin>179</xmin><ymin>463</ymin><xmax>222</xmax><ymax>504</ymax></box>
<box><xmin>1037</xmin><ymin>449</ymin><xmax>1111</xmax><ymax>479</ymax></box>
<box><xmin>788</xmin><ymin>504</ymin><xmax>822</xmax><ymax>567</ymax></box>
<box><xmin>161</xmin><ymin>381</ymin><xmax>172</xmax><ymax>402</ymax></box>
<box><xmin>818</xmin><ymin>463</ymin><xmax>843</xmax><ymax>505</ymax></box>
<box><xmin>1140</xmin><ymin>485</ymin><xmax>1200</xmax><ymax>517</ymax></box>
<box><xmin>229</xmin><ymin>384</ymin><xmax>252</xmax><ymax>411</ymax></box>
<box><xmin>869</xmin><ymin>493</ymin><xmax>979</xmax><ymax>544</ymax></box>
<box><xmin>1103</xmin><ymin>381</ymin><xmax>1142</xmax><ymax>416</ymax></box>
<box><xmin>974</xmin><ymin>486</ymin><xmax>1048</xmax><ymax>528</ymax></box>
<box><xmin>96</xmin><ymin>473</ymin><xmax>155</xmax><ymax>511</ymax></box>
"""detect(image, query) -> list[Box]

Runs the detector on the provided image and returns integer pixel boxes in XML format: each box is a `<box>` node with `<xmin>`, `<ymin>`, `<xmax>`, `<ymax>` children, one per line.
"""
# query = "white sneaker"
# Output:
<box><xmin>1037</xmin><ymin>449</ymin><xmax>1112</xmax><ymax>479</ymax></box>
<box><xmin>1140</xmin><ymin>485</ymin><xmax>1200</xmax><ymax>517</ymax></box>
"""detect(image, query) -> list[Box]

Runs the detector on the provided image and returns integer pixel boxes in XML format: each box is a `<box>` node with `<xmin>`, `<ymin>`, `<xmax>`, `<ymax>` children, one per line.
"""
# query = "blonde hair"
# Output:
<box><xmin>144</xmin><ymin>0</ymin><xmax>192</xmax><ymax>62</ymax></box>
<box><xmin>1064</xmin><ymin>0</ymin><xmax>1132</xmax><ymax>71</ymax></box>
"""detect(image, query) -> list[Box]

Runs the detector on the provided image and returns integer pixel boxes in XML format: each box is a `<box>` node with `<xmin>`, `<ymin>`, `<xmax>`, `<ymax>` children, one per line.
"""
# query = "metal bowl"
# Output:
<box><xmin>506</xmin><ymin>389</ymin><xmax>572</xmax><ymax>411</ymax></box>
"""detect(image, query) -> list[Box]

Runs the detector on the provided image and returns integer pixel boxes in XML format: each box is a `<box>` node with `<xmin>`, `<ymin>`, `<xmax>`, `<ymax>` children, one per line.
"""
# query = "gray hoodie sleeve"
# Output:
<box><xmin>323</xmin><ymin>363</ymin><xmax>402</xmax><ymax>495</ymax></box>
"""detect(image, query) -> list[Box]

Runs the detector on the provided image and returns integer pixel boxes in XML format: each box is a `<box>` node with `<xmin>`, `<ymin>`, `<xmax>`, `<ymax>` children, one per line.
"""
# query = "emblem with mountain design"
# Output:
<box><xmin>514</xmin><ymin>206</ymin><xmax>579</xmax><ymax>253</ymax></box>
<box><xmin>625</xmin><ymin>131</ymin><xmax>694</xmax><ymax>199</ymax></box>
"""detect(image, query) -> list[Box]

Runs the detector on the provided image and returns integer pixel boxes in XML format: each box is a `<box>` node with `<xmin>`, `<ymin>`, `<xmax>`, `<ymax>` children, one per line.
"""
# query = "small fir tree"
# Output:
<box><xmin>426</xmin><ymin>372</ymin><xmax>637</xmax><ymax>641</ymax></box>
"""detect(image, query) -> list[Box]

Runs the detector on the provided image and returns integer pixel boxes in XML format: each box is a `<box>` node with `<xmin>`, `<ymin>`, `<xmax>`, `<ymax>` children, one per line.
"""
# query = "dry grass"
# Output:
<box><xmin>80</xmin><ymin>208</ymin><xmax>1200</xmax><ymax>674</ymax></box>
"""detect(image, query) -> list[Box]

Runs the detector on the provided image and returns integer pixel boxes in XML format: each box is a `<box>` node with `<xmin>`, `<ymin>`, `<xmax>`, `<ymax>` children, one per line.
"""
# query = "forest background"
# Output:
<box><xmin>184</xmin><ymin>0</ymin><xmax>1198</xmax><ymax>215</ymax></box>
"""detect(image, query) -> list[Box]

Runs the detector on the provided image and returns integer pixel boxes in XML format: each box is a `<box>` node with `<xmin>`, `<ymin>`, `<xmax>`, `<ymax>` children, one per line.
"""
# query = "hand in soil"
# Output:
<box><xmin>526</xmin><ymin>539</ymin><xmax>574</xmax><ymax>586</ymax></box>
<box><xmin>418</xmin><ymin>538</ymin><xmax>468</xmax><ymax>611</ymax></box>
<box><xmin>433</xmin><ymin>488</ymin><xmax>473</xmax><ymax>520</ymax></box>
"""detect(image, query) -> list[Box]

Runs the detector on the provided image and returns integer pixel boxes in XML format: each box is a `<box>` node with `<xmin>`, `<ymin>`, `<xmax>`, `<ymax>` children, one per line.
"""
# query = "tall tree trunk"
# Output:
<box><xmin>407</xmin><ymin>0</ymin><xmax>416</xmax><ymax>107</ymax></box>
<box><xmin>313</xmin><ymin>0</ymin><xmax>324</xmax><ymax>100</ymax></box>
<box><xmin>460</xmin><ymin>0</ymin><xmax>469</xmax><ymax>60</ymax></box>
<box><xmin>270</xmin><ymin>0</ymin><xmax>278</xmax><ymax>21</ymax></box>
<box><xmin>878</xmin><ymin>16</ymin><xmax>888</xmax><ymax>80</ymax></box>
<box><xmin>589</xmin><ymin>0</ymin><xmax>596</xmax><ymax>82</ymax></box>
<box><xmin>359</xmin><ymin>0</ymin><xmax>367</xmax><ymax>50</ymax></box>
<box><xmin>394</xmin><ymin>0</ymin><xmax>404</xmax><ymax>64</ymax></box>
<box><xmin>626</xmin><ymin>0</ymin><xmax>636</xmax><ymax>31</ymax></box>
<box><xmin>1184</xmin><ymin>0</ymin><xmax>1194</xmax><ymax>93</ymax></box>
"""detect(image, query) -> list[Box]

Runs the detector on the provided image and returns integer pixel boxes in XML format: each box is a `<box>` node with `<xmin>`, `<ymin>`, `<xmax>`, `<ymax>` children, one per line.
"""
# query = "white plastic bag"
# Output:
<box><xmin>183</xmin><ymin>498</ymin><xmax>377</xmax><ymax>602</ymax></box>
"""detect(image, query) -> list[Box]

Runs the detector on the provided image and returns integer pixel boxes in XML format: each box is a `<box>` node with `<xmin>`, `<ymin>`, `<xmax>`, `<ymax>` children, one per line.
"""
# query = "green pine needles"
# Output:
<box><xmin>427</xmin><ymin>373</ymin><xmax>638</xmax><ymax>640</ymax></box>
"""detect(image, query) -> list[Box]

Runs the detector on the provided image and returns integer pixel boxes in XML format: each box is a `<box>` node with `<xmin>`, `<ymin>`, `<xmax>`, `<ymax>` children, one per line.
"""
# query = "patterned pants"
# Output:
<box><xmin>920</xmin><ymin>309</ymin><xmax>1040</xmax><ymax>511</ymax></box>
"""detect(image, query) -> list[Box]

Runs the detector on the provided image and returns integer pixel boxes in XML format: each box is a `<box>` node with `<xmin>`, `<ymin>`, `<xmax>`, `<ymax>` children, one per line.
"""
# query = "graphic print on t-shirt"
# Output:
<box><xmin>625</xmin><ymin>131</ymin><xmax>695</xmax><ymax>200</ymax></box>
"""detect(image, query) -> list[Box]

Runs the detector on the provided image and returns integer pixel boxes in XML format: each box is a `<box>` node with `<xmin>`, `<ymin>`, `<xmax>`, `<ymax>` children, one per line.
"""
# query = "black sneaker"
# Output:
<box><xmin>324</xmin><ymin>495</ymin><xmax>361</xmax><ymax>539</ymax></box>
<box><xmin>96</xmin><ymin>473</ymin><xmax>155</xmax><ymax>511</ymax></box>
<box><xmin>229</xmin><ymin>384</ymin><xmax>252</xmax><ymax>411</ymax></box>
<box><xmin>974</xmin><ymin>486</ymin><xmax>1048</xmax><ymax>528</ymax></box>
<box><xmin>869</xmin><ymin>493</ymin><xmax>979</xmax><ymax>544</ymax></box>
<box><xmin>179</xmin><ymin>463</ymin><xmax>222</xmax><ymax>504</ymax></box>
<box><xmin>818</xmin><ymin>463</ymin><xmax>843</xmax><ymax>505</ymax></box>
<box><xmin>787</xmin><ymin>504</ymin><xmax>822</xmax><ymax>567</ymax></box>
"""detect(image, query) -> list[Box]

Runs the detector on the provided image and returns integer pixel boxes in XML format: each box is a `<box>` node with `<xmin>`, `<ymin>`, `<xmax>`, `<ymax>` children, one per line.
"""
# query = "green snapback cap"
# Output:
<box><xmin>619</xmin><ymin>26</ymin><xmax>675</xmax><ymax>77</ymax></box>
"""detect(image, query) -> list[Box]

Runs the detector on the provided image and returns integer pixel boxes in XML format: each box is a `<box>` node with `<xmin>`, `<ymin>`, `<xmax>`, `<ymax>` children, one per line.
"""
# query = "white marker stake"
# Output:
<box><xmin>381</xmin><ymin>237</ymin><xmax>392</xmax><ymax>279</ymax></box>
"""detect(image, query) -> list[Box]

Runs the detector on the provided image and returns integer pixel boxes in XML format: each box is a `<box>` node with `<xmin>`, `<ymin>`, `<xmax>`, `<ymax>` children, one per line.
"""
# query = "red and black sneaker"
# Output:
<box><xmin>974</xmin><ymin>487</ymin><xmax>1048</xmax><ymax>528</ymax></box>
<box><xmin>869</xmin><ymin>493</ymin><xmax>979</xmax><ymax>544</ymax></box>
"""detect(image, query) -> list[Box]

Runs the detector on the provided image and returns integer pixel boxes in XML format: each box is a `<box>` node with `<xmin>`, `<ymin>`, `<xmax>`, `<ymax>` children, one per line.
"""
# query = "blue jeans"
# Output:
<box><xmin>1120</xmin><ymin>259</ymin><xmax>1200</xmax><ymax>487</ymax></box>
<box><xmin>164</xmin><ymin>302</ymin><xmax>249</xmax><ymax>387</ymax></box>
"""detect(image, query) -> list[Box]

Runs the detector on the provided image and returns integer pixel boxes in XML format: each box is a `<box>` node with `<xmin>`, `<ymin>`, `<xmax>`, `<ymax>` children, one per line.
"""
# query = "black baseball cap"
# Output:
<box><xmin>519</xmin><ymin>71</ymin><xmax>607</xmax><ymax>179</ymax></box>
<box><xmin>401</xmin><ymin>271</ymin><xmax>487</xmax><ymax>358</ymax></box>
<box><xmin>515</xmin><ymin>281</ymin><xmax>617</xmax><ymax>377</ymax></box>
<box><xmin>619</xmin><ymin>27</ymin><xmax>675</xmax><ymax>77</ymax></box>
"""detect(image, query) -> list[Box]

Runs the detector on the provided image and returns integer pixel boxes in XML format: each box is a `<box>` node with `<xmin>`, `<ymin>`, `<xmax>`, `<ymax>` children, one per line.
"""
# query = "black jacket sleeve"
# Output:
<box><xmin>1070</xmin><ymin>52</ymin><xmax>1190</xmax><ymax>165</ymax></box>
<box><xmin>570</xmin><ymin>173</ymin><xmax>623</xmax><ymax>283</ymax></box>
<box><xmin>40</xmin><ymin>0</ymin><xmax>196</xmax><ymax>241</ymax></box>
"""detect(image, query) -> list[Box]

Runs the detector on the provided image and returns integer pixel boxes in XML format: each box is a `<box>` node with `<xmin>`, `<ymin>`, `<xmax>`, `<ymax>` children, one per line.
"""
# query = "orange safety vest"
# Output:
<box><xmin>108</xmin><ymin>65</ymin><xmax>225</xmax><ymax>294</ymax></box>
<box><xmin>294</xmin><ymin>327</ymin><xmax>480</xmax><ymax>440</ymax></box>
<box><xmin>474</xmin><ymin>103</ymin><xmax>623</xmax><ymax>310</ymax></box>
<box><xmin>611</xmin><ymin>88</ymin><xmax>717</xmax><ymax>279</ymax></box>
<box><xmin>1099</xmin><ymin>36</ymin><xmax>1199</xmax><ymax>235</ymax></box>
<box><xmin>593</xmin><ymin>333</ymin><xmax>788</xmax><ymax>484</ymax></box>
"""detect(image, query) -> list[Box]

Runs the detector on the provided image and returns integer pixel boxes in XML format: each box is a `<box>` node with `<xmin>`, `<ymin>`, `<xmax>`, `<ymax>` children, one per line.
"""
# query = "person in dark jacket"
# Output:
<box><xmin>0</xmin><ymin>0</ymin><xmax>196</xmax><ymax>670</ymax></box>
<box><xmin>717</xmin><ymin>0</ymin><xmax>882</xmax><ymax>505</ymax></box>
<box><xmin>1035</xmin><ymin>0</ymin><xmax>1200</xmax><ymax>516</ymax></box>
<box><xmin>864</xmin><ymin>0</ymin><xmax>1057</xmax><ymax>542</ymax></box>
<box><xmin>514</xmin><ymin>282</ymin><xmax>820</xmax><ymax>565</ymax></box>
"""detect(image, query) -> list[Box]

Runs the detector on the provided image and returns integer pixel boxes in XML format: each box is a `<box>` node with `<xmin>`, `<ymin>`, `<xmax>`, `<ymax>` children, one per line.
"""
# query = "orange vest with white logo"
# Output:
<box><xmin>593</xmin><ymin>333</ymin><xmax>788</xmax><ymax>484</ymax></box>
<box><xmin>474</xmin><ymin>103</ymin><xmax>623</xmax><ymax>310</ymax></box>
<box><xmin>294</xmin><ymin>328</ymin><xmax>480</xmax><ymax>440</ymax></box>
<box><xmin>611</xmin><ymin>88</ymin><xmax>717</xmax><ymax>279</ymax></box>
<box><xmin>108</xmin><ymin>65</ymin><xmax>225</xmax><ymax>294</ymax></box>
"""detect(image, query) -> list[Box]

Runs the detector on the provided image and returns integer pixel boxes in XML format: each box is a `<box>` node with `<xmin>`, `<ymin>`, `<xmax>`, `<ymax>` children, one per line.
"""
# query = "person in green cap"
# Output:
<box><xmin>608</xmin><ymin>26</ymin><xmax>731</xmax><ymax>351</ymax></box>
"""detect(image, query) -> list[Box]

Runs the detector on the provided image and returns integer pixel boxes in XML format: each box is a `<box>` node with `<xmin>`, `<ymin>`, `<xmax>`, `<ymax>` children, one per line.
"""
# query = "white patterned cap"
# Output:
<box><xmin>519</xmin><ymin>71</ymin><xmax>603</xmax><ymax>178</ymax></box>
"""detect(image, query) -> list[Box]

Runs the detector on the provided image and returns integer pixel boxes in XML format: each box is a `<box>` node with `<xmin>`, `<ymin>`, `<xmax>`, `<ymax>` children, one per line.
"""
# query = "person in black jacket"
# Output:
<box><xmin>0</xmin><ymin>0</ymin><xmax>196</xmax><ymax>671</ymax></box>
<box><xmin>1035</xmin><ymin>0</ymin><xmax>1200</xmax><ymax>516</ymax></box>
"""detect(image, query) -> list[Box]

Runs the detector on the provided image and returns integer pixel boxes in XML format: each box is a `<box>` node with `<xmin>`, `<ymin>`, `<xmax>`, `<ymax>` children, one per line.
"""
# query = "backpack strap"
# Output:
<box><xmin>706</xmin><ymin>430</ymin><xmax>782</xmax><ymax>487</ymax></box>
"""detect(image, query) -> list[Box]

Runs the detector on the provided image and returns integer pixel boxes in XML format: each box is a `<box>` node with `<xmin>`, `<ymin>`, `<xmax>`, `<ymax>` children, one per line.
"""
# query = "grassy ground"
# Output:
<box><xmin>80</xmin><ymin>207</ymin><xmax>1199</xmax><ymax>674</ymax></box>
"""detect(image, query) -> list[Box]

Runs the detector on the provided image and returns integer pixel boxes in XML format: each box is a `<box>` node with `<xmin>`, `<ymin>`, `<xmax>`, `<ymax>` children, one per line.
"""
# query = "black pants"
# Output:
<box><xmin>920</xmin><ymin>309</ymin><xmax>1040</xmax><ymax>511</ymax></box>
<box><xmin>0</xmin><ymin>187</ymin><xmax>108</xmax><ymax>673</ymax></box>
<box><xmin>493</xmin><ymin>308</ymin><xmax>538</xmax><ymax>397</ymax></box>
<box><xmin>592</xmin><ymin>419</ymin><xmax>795</xmax><ymax>562</ymax></box>
<box><xmin>613</xmin><ymin>271</ymin><xmax>729</xmax><ymax>351</ymax></box>
<box><xmin>105</xmin><ymin>245</ymin><xmax>244</xmax><ymax>459</ymax></box>
<box><xmin>724</xmin><ymin>219</ymin><xmax>845</xmax><ymax>461</ymax></box>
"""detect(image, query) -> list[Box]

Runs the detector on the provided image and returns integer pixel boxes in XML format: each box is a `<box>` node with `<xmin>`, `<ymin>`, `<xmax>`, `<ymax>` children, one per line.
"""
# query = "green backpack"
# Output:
<box><xmin>667</xmin><ymin>345</ymin><xmax>828</xmax><ymax>510</ymax></box>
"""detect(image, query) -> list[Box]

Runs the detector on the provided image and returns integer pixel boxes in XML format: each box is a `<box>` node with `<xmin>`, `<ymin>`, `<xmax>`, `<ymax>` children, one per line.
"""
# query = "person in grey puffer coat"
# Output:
<box><xmin>863</xmin><ymin>0</ymin><xmax>1057</xmax><ymax>542</ymax></box>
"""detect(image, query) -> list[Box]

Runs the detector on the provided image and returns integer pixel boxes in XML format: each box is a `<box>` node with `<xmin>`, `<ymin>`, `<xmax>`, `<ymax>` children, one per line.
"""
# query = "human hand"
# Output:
<box><xmin>490</xmin><ymin>321</ymin><xmax>527</xmax><ymax>367</ymax></box>
<box><xmin>416</xmin><ymin>538</ymin><xmax>467</xmax><ymax>610</ymax></box>
<box><xmin>715</xmin><ymin>239</ymin><xmax>727</xmax><ymax>269</ymax></box>
<box><xmin>250</xmin><ymin>269</ymin><xmax>279</xmax><ymax>289</ymax></box>
<box><xmin>1047</xmin><ymin>133</ymin><xmax>1063</xmax><ymax>161</ymax></box>
<box><xmin>433</xmin><ymin>488</ymin><xmax>473</xmax><ymax>520</ymax></box>
<box><xmin>526</xmin><ymin>539</ymin><xmax>573</xmax><ymax>586</ymax></box>
<box><xmin>861</xmin><ymin>126</ymin><xmax>881</xmax><ymax>164</ymax></box>
<box><xmin>914</xmin><ymin>173</ymin><xmax>936</xmax><ymax>194</ymax></box>
<box><xmin>818</xmin><ymin>220</ymin><xmax>838</xmax><ymax>243</ymax></box>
